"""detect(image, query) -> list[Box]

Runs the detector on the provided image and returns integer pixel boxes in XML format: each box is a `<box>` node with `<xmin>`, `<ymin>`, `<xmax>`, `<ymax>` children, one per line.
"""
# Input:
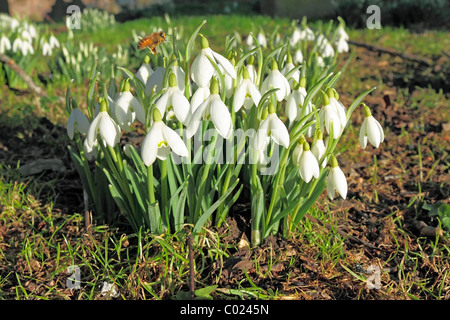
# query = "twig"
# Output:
<box><xmin>0</xmin><ymin>53</ymin><xmax>46</xmax><ymax>97</ymax></box>
<box><xmin>348</xmin><ymin>40</ymin><xmax>433</xmax><ymax>67</ymax></box>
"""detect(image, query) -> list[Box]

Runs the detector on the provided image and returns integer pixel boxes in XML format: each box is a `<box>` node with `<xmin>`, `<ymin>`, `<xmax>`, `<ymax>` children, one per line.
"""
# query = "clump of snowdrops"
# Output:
<box><xmin>67</xmin><ymin>19</ymin><xmax>383</xmax><ymax>246</ymax></box>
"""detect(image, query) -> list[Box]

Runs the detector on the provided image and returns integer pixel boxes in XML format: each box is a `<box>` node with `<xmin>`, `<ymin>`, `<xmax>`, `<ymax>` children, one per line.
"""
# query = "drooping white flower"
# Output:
<box><xmin>359</xmin><ymin>103</ymin><xmax>384</xmax><ymax>148</ymax></box>
<box><xmin>87</xmin><ymin>98</ymin><xmax>121</xmax><ymax>148</ymax></box>
<box><xmin>49</xmin><ymin>35</ymin><xmax>60</xmax><ymax>49</ymax></box>
<box><xmin>327</xmin><ymin>155</ymin><xmax>347</xmax><ymax>200</ymax></box>
<box><xmin>135</xmin><ymin>55</ymin><xmax>153</xmax><ymax>85</ymax></box>
<box><xmin>286</xmin><ymin>77</ymin><xmax>312</xmax><ymax>124</ymax></box>
<box><xmin>318</xmin><ymin>90</ymin><xmax>344</xmax><ymax>139</ymax></box>
<box><xmin>297</xmin><ymin>141</ymin><xmax>320</xmax><ymax>183</ymax></box>
<box><xmin>311</xmin><ymin>131</ymin><xmax>327</xmax><ymax>167</ymax></box>
<box><xmin>257</xmin><ymin>30</ymin><xmax>267</xmax><ymax>48</ymax></box>
<box><xmin>0</xmin><ymin>35</ymin><xmax>11</xmax><ymax>53</ymax></box>
<box><xmin>294</xmin><ymin>49</ymin><xmax>303</xmax><ymax>64</ymax></box>
<box><xmin>317</xmin><ymin>34</ymin><xmax>335</xmax><ymax>58</ymax></box>
<box><xmin>42</xmin><ymin>42</ymin><xmax>52</xmax><ymax>56</ymax></box>
<box><xmin>141</xmin><ymin>108</ymin><xmax>188</xmax><ymax>166</ymax></box>
<box><xmin>256</xmin><ymin>102</ymin><xmax>290</xmax><ymax>149</ymax></box>
<box><xmin>187</xmin><ymin>77</ymin><xmax>233</xmax><ymax>140</ymax></box>
<box><xmin>190</xmin><ymin>35</ymin><xmax>236</xmax><ymax>88</ymax></box>
<box><xmin>67</xmin><ymin>107</ymin><xmax>90</xmax><ymax>139</ymax></box>
<box><xmin>299</xmin><ymin>26</ymin><xmax>315</xmax><ymax>41</ymax></box>
<box><xmin>336</xmin><ymin>37</ymin><xmax>349</xmax><ymax>53</ymax></box>
<box><xmin>260</xmin><ymin>60</ymin><xmax>290</xmax><ymax>102</ymax></box>
<box><xmin>290</xmin><ymin>27</ymin><xmax>302</xmax><ymax>46</ymax></box>
<box><xmin>233</xmin><ymin>68</ymin><xmax>261</xmax><ymax>112</ymax></box>
<box><xmin>155</xmin><ymin>72</ymin><xmax>190</xmax><ymax>125</ymax></box>
<box><xmin>114</xmin><ymin>80</ymin><xmax>145</xmax><ymax>131</ymax></box>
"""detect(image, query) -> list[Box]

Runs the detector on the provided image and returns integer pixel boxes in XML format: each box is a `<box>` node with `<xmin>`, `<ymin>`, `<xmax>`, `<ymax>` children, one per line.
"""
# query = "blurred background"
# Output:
<box><xmin>1</xmin><ymin>0</ymin><xmax>448</xmax><ymax>29</ymax></box>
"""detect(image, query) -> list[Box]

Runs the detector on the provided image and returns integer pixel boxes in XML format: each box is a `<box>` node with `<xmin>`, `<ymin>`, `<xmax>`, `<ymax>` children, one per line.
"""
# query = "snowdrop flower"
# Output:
<box><xmin>190</xmin><ymin>35</ymin><xmax>236</xmax><ymax>88</ymax></box>
<box><xmin>329</xmin><ymin>89</ymin><xmax>347</xmax><ymax>129</ymax></box>
<box><xmin>281</xmin><ymin>53</ymin><xmax>300</xmax><ymax>87</ymax></box>
<box><xmin>256</xmin><ymin>102</ymin><xmax>290</xmax><ymax>149</ymax></box>
<box><xmin>83</xmin><ymin>137</ymin><xmax>97</xmax><ymax>160</ymax></box>
<box><xmin>20</xmin><ymin>30</ymin><xmax>33</xmax><ymax>44</ymax></box>
<box><xmin>327</xmin><ymin>155</ymin><xmax>347</xmax><ymax>200</ymax></box>
<box><xmin>67</xmin><ymin>106</ymin><xmax>90</xmax><ymax>139</ymax></box>
<box><xmin>145</xmin><ymin>66</ymin><xmax>165</xmax><ymax>95</ymax></box>
<box><xmin>170</xmin><ymin>58</ymin><xmax>186</xmax><ymax>94</ymax></box>
<box><xmin>12</xmin><ymin>38</ymin><xmax>23</xmax><ymax>53</ymax></box>
<box><xmin>115</xmin><ymin>80</ymin><xmax>145</xmax><ymax>131</ymax></box>
<box><xmin>317</xmin><ymin>34</ymin><xmax>335</xmax><ymax>58</ymax></box>
<box><xmin>42</xmin><ymin>42</ymin><xmax>52</xmax><ymax>56</ymax></box>
<box><xmin>245</xmin><ymin>33</ymin><xmax>254</xmax><ymax>48</ymax></box>
<box><xmin>311</xmin><ymin>130</ymin><xmax>327</xmax><ymax>167</ymax></box>
<box><xmin>290</xmin><ymin>27</ymin><xmax>302</xmax><ymax>46</ymax></box>
<box><xmin>286</xmin><ymin>77</ymin><xmax>312</xmax><ymax>124</ymax></box>
<box><xmin>294</xmin><ymin>49</ymin><xmax>303</xmax><ymax>64</ymax></box>
<box><xmin>155</xmin><ymin>72</ymin><xmax>190</xmax><ymax>125</ymax></box>
<box><xmin>0</xmin><ymin>35</ymin><xmax>11</xmax><ymax>53</ymax></box>
<box><xmin>49</xmin><ymin>35</ymin><xmax>60</xmax><ymax>49</ymax></box>
<box><xmin>87</xmin><ymin>98</ymin><xmax>121</xmax><ymax>148</ymax></box>
<box><xmin>297</xmin><ymin>141</ymin><xmax>320</xmax><ymax>183</ymax></box>
<box><xmin>336</xmin><ymin>23</ymin><xmax>349</xmax><ymax>41</ymax></box>
<box><xmin>261</xmin><ymin>60</ymin><xmax>290</xmax><ymax>102</ymax></box>
<box><xmin>135</xmin><ymin>55</ymin><xmax>153</xmax><ymax>85</ymax></box>
<box><xmin>141</xmin><ymin>108</ymin><xmax>188</xmax><ymax>166</ymax></box>
<box><xmin>359</xmin><ymin>103</ymin><xmax>384</xmax><ymax>148</ymax></box>
<box><xmin>233</xmin><ymin>68</ymin><xmax>261</xmax><ymax>112</ymax></box>
<box><xmin>318</xmin><ymin>90</ymin><xmax>344</xmax><ymax>139</ymax></box>
<box><xmin>245</xmin><ymin>55</ymin><xmax>257</xmax><ymax>84</ymax></box>
<box><xmin>291</xmin><ymin>136</ymin><xmax>306</xmax><ymax>167</ymax></box>
<box><xmin>336</xmin><ymin>37</ymin><xmax>349</xmax><ymax>53</ymax></box>
<box><xmin>187</xmin><ymin>77</ymin><xmax>233</xmax><ymax>139</ymax></box>
<box><xmin>257</xmin><ymin>30</ymin><xmax>267</xmax><ymax>48</ymax></box>
<box><xmin>315</xmin><ymin>55</ymin><xmax>325</xmax><ymax>68</ymax></box>
<box><xmin>299</xmin><ymin>26</ymin><xmax>315</xmax><ymax>41</ymax></box>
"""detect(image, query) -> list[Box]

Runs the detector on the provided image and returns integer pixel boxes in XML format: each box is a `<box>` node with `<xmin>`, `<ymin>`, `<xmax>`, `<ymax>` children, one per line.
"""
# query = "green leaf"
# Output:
<box><xmin>194</xmin><ymin>285</ymin><xmax>218</xmax><ymax>300</ymax></box>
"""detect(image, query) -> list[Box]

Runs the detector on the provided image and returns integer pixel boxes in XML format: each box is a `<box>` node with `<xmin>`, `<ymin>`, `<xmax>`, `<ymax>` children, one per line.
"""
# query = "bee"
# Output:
<box><xmin>137</xmin><ymin>31</ymin><xmax>166</xmax><ymax>55</ymax></box>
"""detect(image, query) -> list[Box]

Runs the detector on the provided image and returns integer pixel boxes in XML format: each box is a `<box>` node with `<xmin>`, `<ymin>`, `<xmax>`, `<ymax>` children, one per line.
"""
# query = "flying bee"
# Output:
<box><xmin>137</xmin><ymin>31</ymin><xmax>167</xmax><ymax>55</ymax></box>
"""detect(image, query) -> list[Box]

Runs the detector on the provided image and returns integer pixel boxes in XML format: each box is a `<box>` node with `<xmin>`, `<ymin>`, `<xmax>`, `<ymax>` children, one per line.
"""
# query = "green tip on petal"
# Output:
<box><xmin>144</xmin><ymin>55</ymin><xmax>150</xmax><ymax>64</ymax></box>
<box><xmin>271</xmin><ymin>59</ymin><xmax>278</xmax><ymax>71</ymax></box>
<box><xmin>210</xmin><ymin>77</ymin><xmax>219</xmax><ymax>95</ymax></box>
<box><xmin>152</xmin><ymin>108</ymin><xmax>162</xmax><ymax>122</ymax></box>
<box><xmin>327</xmin><ymin>87</ymin><xmax>334</xmax><ymax>99</ymax></box>
<box><xmin>120</xmin><ymin>79</ymin><xmax>131</xmax><ymax>92</ymax></box>
<box><xmin>242</xmin><ymin>68</ymin><xmax>250</xmax><ymax>80</ymax></box>
<box><xmin>300</xmin><ymin>76</ymin><xmax>306</xmax><ymax>88</ymax></box>
<box><xmin>286</xmin><ymin>53</ymin><xmax>293</xmax><ymax>64</ymax></box>
<box><xmin>99</xmin><ymin>98</ymin><xmax>108</xmax><ymax>112</ymax></box>
<box><xmin>169</xmin><ymin>72</ymin><xmax>177</xmax><ymax>87</ymax></box>
<box><xmin>330</xmin><ymin>154</ymin><xmax>338</xmax><ymax>168</ymax></box>
<box><xmin>322</xmin><ymin>91</ymin><xmax>330</xmax><ymax>106</ymax></box>
<box><xmin>268</xmin><ymin>102</ymin><xmax>276</xmax><ymax>114</ymax></box>
<box><xmin>261</xmin><ymin>108</ymin><xmax>268</xmax><ymax>120</ymax></box>
<box><xmin>362</xmin><ymin>103</ymin><xmax>372</xmax><ymax>117</ymax></box>
<box><xmin>302</xmin><ymin>141</ymin><xmax>310</xmax><ymax>151</ymax></box>
<box><xmin>200</xmin><ymin>34</ymin><xmax>209</xmax><ymax>49</ymax></box>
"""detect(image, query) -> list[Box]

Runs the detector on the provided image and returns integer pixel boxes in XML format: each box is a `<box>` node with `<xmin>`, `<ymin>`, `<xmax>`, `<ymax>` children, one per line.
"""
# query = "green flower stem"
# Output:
<box><xmin>147</xmin><ymin>164</ymin><xmax>156</xmax><ymax>204</ymax></box>
<box><xmin>158</xmin><ymin>159</ymin><xmax>169</xmax><ymax>230</ymax></box>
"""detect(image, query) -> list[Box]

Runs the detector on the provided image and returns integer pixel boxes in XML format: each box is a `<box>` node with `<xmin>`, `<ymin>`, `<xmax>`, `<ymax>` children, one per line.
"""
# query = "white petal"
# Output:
<box><xmin>332</xmin><ymin>166</ymin><xmax>347</xmax><ymax>199</ymax></box>
<box><xmin>366</xmin><ymin>117</ymin><xmax>381</xmax><ymax>148</ymax></box>
<box><xmin>211</xmin><ymin>50</ymin><xmax>237</xmax><ymax>79</ymax></box>
<box><xmin>191</xmin><ymin>53</ymin><xmax>214</xmax><ymax>88</ymax></box>
<box><xmin>286</xmin><ymin>92</ymin><xmax>299</xmax><ymax>122</ymax></box>
<box><xmin>233</xmin><ymin>82</ymin><xmax>247</xmax><ymax>112</ymax></box>
<box><xmin>269</xmin><ymin>114</ymin><xmax>289</xmax><ymax>148</ymax></box>
<box><xmin>190</xmin><ymin>86</ymin><xmax>210</xmax><ymax>114</ymax></box>
<box><xmin>155</xmin><ymin>91</ymin><xmax>170</xmax><ymax>117</ymax></box>
<box><xmin>87</xmin><ymin>113</ymin><xmax>102</xmax><ymax>147</ymax></box>
<box><xmin>141</xmin><ymin>123</ymin><xmax>163</xmax><ymax>166</ymax></box>
<box><xmin>99</xmin><ymin>114</ymin><xmax>119</xmax><ymax>147</ymax></box>
<box><xmin>375</xmin><ymin>118</ymin><xmax>384</xmax><ymax>143</ymax></box>
<box><xmin>299</xmin><ymin>151</ymin><xmax>319</xmax><ymax>183</ymax></box>
<box><xmin>186</xmin><ymin>96</ymin><xmax>210</xmax><ymax>138</ymax></box>
<box><xmin>210</xmin><ymin>97</ymin><xmax>232</xmax><ymax>139</ymax></box>
<box><xmin>359</xmin><ymin>120</ymin><xmax>368</xmax><ymax>149</ymax></box>
<box><xmin>327</xmin><ymin>173</ymin><xmax>336</xmax><ymax>200</ymax></box>
<box><xmin>130</xmin><ymin>97</ymin><xmax>145</xmax><ymax>124</ymax></box>
<box><xmin>162</xmin><ymin>125</ymin><xmax>188</xmax><ymax>157</ymax></box>
<box><xmin>247</xmin><ymin>82</ymin><xmax>261</xmax><ymax>106</ymax></box>
<box><xmin>171</xmin><ymin>90</ymin><xmax>190</xmax><ymax>124</ymax></box>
